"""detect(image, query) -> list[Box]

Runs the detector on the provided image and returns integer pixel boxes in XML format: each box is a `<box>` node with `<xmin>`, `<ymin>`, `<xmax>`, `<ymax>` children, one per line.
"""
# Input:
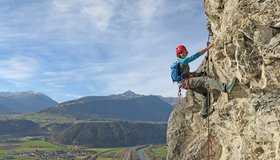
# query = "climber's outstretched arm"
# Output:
<box><xmin>180</xmin><ymin>43</ymin><xmax>215</xmax><ymax>65</ymax></box>
<box><xmin>198</xmin><ymin>43</ymin><xmax>214</xmax><ymax>55</ymax></box>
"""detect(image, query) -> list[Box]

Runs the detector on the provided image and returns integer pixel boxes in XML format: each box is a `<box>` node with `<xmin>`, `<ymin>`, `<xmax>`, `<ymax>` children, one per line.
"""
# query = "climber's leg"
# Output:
<box><xmin>200</xmin><ymin>94</ymin><xmax>208</xmax><ymax>118</ymax></box>
<box><xmin>190</xmin><ymin>86</ymin><xmax>209</xmax><ymax>118</ymax></box>
<box><xmin>189</xmin><ymin>77</ymin><xmax>225</xmax><ymax>92</ymax></box>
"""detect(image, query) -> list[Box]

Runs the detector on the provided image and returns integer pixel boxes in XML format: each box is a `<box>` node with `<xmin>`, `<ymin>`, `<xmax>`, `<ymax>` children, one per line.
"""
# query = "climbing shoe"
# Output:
<box><xmin>225</xmin><ymin>78</ymin><xmax>236</xmax><ymax>94</ymax></box>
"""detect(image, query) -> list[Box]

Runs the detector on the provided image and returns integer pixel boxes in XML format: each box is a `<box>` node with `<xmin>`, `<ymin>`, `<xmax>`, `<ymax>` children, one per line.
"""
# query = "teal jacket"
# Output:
<box><xmin>178</xmin><ymin>52</ymin><xmax>201</xmax><ymax>79</ymax></box>
<box><xmin>179</xmin><ymin>52</ymin><xmax>201</xmax><ymax>65</ymax></box>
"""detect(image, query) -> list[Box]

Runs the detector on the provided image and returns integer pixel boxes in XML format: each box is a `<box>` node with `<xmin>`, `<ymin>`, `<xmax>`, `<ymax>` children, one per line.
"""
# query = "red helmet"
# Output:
<box><xmin>176</xmin><ymin>45</ymin><xmax>187</xmax><ymax>56</ymax></box>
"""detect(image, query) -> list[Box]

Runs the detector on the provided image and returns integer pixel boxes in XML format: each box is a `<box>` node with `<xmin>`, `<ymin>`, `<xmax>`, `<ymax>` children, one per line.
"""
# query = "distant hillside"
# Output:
<box><xmin>109</xmin><ymin>90</ymin><xmax>143</xmax><ymax>99</ymax></box>
<box><xmin>0</xmin><ymin>119</ymin><xmax>42</xmax><ymax>139</ymax></box>
<box><xmin>41</xmin><ymin>122</ymin><xmax>73</xmax><ymax>135</ymax></box>
<box><xmin>53</xmin><ymin>121</ymin><xmax>167</xmax><ymax>147</ymax></box>
<box><xmin>112</xmin><ymin>91</ymin><xmax>179</xmax><ymax>106</ymax></box>
<box><xmin>0</xmin><ymin>91</ymin><xmax>58</xmax><ymax>113</ymax></box>
<box><xmin>41</xmin><ymin>91</ymin><xmax>173</xmax><ymax>122</ymax></box>
<box><xmin>0</xmin><ymin>104</ymin><xmax>13</xmax><ymax>113</ymax></box>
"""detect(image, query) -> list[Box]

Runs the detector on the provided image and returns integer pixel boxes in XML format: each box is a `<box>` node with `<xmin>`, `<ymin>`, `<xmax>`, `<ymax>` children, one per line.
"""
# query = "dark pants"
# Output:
<box><xmin>188</xmin><ymin>77</ymin><xmax>225</xmax><ymax>116</ymax></box>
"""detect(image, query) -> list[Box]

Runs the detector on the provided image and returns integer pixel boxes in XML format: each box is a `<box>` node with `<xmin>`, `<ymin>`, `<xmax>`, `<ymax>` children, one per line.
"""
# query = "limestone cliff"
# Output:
<box><xmin>167</xmin><ymin>0</ymin><xmax>280</xmax><ymax>159</ymax></box>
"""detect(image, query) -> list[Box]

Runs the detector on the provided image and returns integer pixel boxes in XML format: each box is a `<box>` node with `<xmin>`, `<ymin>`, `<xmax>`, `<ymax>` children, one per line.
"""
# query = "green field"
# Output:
<box><xmin>146</xmin><ymin>145</ymin><xmax>167</xmax><ymax>159</ymax></box>
<box><xmin>0</xmin><ymin>113</ymin><xmax>75</xmax><ymax>124</ymax></box>
<box><xmin>0</xmin><ymin>139</ymin><xmax>70</xmax><ymax>158</ymax></box>
<box><xmin>23</xmin><ymin>113</ymin><xmax>75</xmax><ymax>124</ymax></box>
<box><xmin>19</xmin><ymin>139</ymin><xmax>68</xmax><ymax>151</ymax></box>
<box><xmin>87</xmin><ymin>147</ymin><xmax>129</xmax><ymax>160</ymax></box>
<box><xmin>0</xmin><ymin>139</ymin><xmax>130</xmax><ymax>160</ymax></box>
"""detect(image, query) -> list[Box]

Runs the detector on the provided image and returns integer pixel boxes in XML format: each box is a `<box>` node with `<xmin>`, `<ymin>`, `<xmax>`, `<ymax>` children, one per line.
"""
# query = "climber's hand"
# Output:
<box><xmin>199</xmin><ymin>43</ymin><xmax>215</xmax><ymax>55</ymax></box>
<box><xmin>208</xmin><ymin>43</ymin><xmax>214</xmax><ymax>48</ymax></box>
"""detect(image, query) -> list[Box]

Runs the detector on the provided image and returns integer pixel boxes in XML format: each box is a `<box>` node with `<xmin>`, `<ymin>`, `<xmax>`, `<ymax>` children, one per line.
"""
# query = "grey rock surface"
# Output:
<box><xmin>167</xmin><ymin>0</ymin><xmax>280</xmax><ymax>159</ymax></box>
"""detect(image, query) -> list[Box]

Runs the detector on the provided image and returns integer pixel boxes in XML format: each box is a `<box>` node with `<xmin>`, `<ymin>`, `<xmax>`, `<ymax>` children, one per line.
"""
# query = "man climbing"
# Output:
<box><xmin>172</xmin><ymin>44</ymin><xmax>236</xmax><ymax>119</ymax></box>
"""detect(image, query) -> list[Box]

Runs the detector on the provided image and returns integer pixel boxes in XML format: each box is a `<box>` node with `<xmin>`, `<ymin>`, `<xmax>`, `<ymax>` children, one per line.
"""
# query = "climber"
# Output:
<box><xmin>171</xmin><ymin>44</ymin><xmax>236</xmax><ymax>119</ymax></box>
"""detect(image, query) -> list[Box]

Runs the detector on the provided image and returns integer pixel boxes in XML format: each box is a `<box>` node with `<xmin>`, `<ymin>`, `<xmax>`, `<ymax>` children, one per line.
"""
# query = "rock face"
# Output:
<box><xmin>167</xmin><ymin>0</ymin><xmax>280</xmax><ymax>159</ymax></box>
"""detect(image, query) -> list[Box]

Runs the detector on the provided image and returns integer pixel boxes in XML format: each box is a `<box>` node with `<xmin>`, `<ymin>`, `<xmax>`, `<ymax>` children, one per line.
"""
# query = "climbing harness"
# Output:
<box><xmin>178</xmin><ymin>78</ymin><xmax>191</xmax><ymax>98</ymax></box>
<box><xmin>206</xmin><ymin>31</ymin><xmax>216</xmax><ymax>160</ymax></box>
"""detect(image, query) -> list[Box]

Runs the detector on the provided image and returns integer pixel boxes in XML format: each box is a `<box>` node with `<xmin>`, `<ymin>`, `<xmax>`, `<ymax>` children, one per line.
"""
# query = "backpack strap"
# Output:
<box><xmin>179</xmin><ymin>63</ymin><xmax>191</xmax><ymax>79</ymax></box>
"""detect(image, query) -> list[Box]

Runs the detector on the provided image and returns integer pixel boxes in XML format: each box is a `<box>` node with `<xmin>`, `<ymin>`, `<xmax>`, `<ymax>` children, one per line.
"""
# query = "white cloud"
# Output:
<box><xmin>0</xmin><ymin>56</ymin><xmax>38</xmax><ymax>80</ymax></box>
<box><xmin>137</xmin><ymin>0</ymin><xmax>165</xmax><ymax>25</ymax></box>
<box><xmin>52</xmin><ymin>0</ymin><xmax>70</xmax><ymax>13</ymax></box>
<box><xmin>81</xmin><ymin>2</ymin><xmax>114</xmax><ymax>31</ymax></box>
<box><xmin>51</xmin><ymin>0</ymin><xmax>118</xmax><ymax>31</ymax></box>
<box><xmin>42</xmin><ymin>62</ymin><xmax>115</xmax><ymax>81</ymax></box>
<box><xmin>0</xmin><ymin>0</ymin><xmax>208</xmax><ymax>101</ymax></box>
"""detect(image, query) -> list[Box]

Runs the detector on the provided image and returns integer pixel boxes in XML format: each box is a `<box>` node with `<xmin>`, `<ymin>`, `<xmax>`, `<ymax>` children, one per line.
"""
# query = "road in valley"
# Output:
<box><xmin>123</xmin><ymin>148</ymin><xmax>132</xmax><ymax>160</ymax></box>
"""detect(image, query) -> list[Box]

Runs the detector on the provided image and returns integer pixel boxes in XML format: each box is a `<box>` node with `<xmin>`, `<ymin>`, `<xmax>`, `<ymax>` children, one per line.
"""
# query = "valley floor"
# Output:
<box><xmin>0</xmin><ymin>138</ymin><xmax>166</xmax><ymax>160</ymax></box>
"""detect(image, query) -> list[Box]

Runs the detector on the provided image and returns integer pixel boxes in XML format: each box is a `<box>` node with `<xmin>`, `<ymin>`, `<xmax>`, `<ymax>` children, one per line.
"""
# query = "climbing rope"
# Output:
<box><xmin>206</xmin><ymin>137</ymin><xmax>216</xmax><ymax>157</ymax></box>
<box><xmin>206</xmin><ymin>31</ymin><xmax>216</xmax><ymax>160</ymax></box>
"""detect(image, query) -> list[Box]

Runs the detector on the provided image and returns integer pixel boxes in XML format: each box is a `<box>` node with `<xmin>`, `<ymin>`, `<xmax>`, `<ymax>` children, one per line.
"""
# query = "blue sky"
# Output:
<box><xmin>0</xmin><ymin>0</ymin><xmax>209</xmax><ymax>102</ymax></box>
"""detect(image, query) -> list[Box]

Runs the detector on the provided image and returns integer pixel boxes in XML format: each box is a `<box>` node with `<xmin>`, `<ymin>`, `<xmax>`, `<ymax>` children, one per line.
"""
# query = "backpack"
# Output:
<box><xmin>170</xmin><ymin>61</ymin><xmax>182</xmax><ymax>83</ymax></box>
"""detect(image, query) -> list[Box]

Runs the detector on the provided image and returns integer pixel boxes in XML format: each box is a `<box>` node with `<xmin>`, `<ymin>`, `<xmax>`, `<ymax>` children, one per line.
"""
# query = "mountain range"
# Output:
<box><xmin>111</xmin><ymin>90</ymin><xmax>179</xmax><ymax>106</ymax></box>
<box><xmin>0</xmin><ymin>91</ymin><xmax>58</xmax><ymax>113</ymax></box>
<box><xmin>41</xmin><ymin>91</ymin><xmax>174</xmax><ymax>122</ymax></box>
<box><xmin>0</xmin><ymin>90</ymin><xmax>178</xmax><ymax>122</ymax></box>
<box><xmin>0</xmin><ymin>90</ymin><xmax>178</xmax><ymax>147</ymax></box>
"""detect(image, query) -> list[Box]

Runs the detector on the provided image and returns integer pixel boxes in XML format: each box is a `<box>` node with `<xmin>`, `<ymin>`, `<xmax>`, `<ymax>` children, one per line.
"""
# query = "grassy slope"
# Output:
<box><xmin>146</xmin><ymin>145</ymin><xmax>167</xmax><ymax>159</ymax></box>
